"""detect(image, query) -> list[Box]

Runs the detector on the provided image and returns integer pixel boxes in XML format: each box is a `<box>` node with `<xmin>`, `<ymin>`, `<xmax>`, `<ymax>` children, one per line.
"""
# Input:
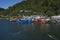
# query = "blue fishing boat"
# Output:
<box><xmin>16</xmin><ymin>18</ymin><xmax>34</xmax><ymax>24</ymax></box>
<box><xmin>27</xmin><ymin>18</ymin><xmax>34</xmax><ymax>23</ymax></box>
<box><xmin>16</xmin><ymin>19</ymin><xmax>27</xmax><ymax>24</ymax></box>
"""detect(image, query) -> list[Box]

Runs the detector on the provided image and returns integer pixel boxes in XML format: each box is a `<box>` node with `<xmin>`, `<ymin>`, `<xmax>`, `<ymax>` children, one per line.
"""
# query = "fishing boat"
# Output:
<box><xmin>16</xmin><ymin>18</ymin><xmax>34</xmax><ymax>24</ymax></box>
<box><xmin>9</xmin><ymin>17</ymin><xmax>21</xmax><ymax>22</ymax></box>
<box><xmin>9</xmin><ymin>18</ymin><xmax>16</xmax><ymax>22</ymax></box>
<box><xmin>51</xmin><ymin>15</ymin><xmax>60</xmax><ymax>23</ymax></box>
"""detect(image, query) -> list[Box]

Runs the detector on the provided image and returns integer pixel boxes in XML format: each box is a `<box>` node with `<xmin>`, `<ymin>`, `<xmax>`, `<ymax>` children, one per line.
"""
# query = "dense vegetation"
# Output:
<box><xmin>0</xmin><ymin>8</ymin><xmax>5</xmax><ymax>11</ymax></box>
<box><xmin>0</xmin><ymin>0</ymin><xmax>60</xmax><ymax>17</ymax></box>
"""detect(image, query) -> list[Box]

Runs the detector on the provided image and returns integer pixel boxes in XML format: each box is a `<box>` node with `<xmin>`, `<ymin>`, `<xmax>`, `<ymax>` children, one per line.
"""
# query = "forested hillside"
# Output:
<box><xmin>0</xmin><ymin>8</ymin><xmax>5</xmax><ymax>11</ymax></box>
<box><xmin>0</xmin><ymin>0</ymin><xmax>60</xmax><ymax>16</ymax></box>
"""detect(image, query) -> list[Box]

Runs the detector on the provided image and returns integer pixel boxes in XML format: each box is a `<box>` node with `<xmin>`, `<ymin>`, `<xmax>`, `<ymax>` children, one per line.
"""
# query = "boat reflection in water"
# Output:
<box><xmin>0</xmin><ymin>19</ymin><xmax>60</xmax><ymax>40</ymax></box>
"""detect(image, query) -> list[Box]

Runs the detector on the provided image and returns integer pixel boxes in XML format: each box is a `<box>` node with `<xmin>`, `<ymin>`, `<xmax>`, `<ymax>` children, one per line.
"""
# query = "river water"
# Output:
<box><xmin>0</xmin><ymin>19</ymin><xmax>60</xmax><ymax>40</ymax></box>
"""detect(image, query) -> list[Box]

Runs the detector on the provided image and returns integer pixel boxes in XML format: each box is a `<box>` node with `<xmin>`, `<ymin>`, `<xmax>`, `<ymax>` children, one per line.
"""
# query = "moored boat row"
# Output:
<box><xmin>9</xmin><ymin>15</ymin><xmax>50</xmax><ymax>24</ymax></box>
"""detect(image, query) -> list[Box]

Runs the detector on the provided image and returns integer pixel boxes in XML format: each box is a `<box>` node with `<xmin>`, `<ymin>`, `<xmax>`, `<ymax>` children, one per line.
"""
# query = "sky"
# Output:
<box><xmin>0</xmin><ymin>0</ymin><xmax>23</xmax><ymax>9</ymax></box>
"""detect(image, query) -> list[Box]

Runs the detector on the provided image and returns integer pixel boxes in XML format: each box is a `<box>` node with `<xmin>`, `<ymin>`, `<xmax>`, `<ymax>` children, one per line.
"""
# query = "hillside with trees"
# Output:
<box><xmin>0</xmin><ymin>0</ymin><xmax>60</xmax><ymax>17</ymax></box>
<box><xmin>0</xmin><ymin>8</ymin><xmax>5</xmax><ymax>11</ymax></box>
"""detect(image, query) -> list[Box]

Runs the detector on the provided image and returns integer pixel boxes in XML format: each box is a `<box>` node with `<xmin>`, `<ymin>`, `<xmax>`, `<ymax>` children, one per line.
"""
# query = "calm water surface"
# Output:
<box><xmin>0</xmin><ymin>19</ymin><xmax>60</xmax><ymax>40</ymax></box>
